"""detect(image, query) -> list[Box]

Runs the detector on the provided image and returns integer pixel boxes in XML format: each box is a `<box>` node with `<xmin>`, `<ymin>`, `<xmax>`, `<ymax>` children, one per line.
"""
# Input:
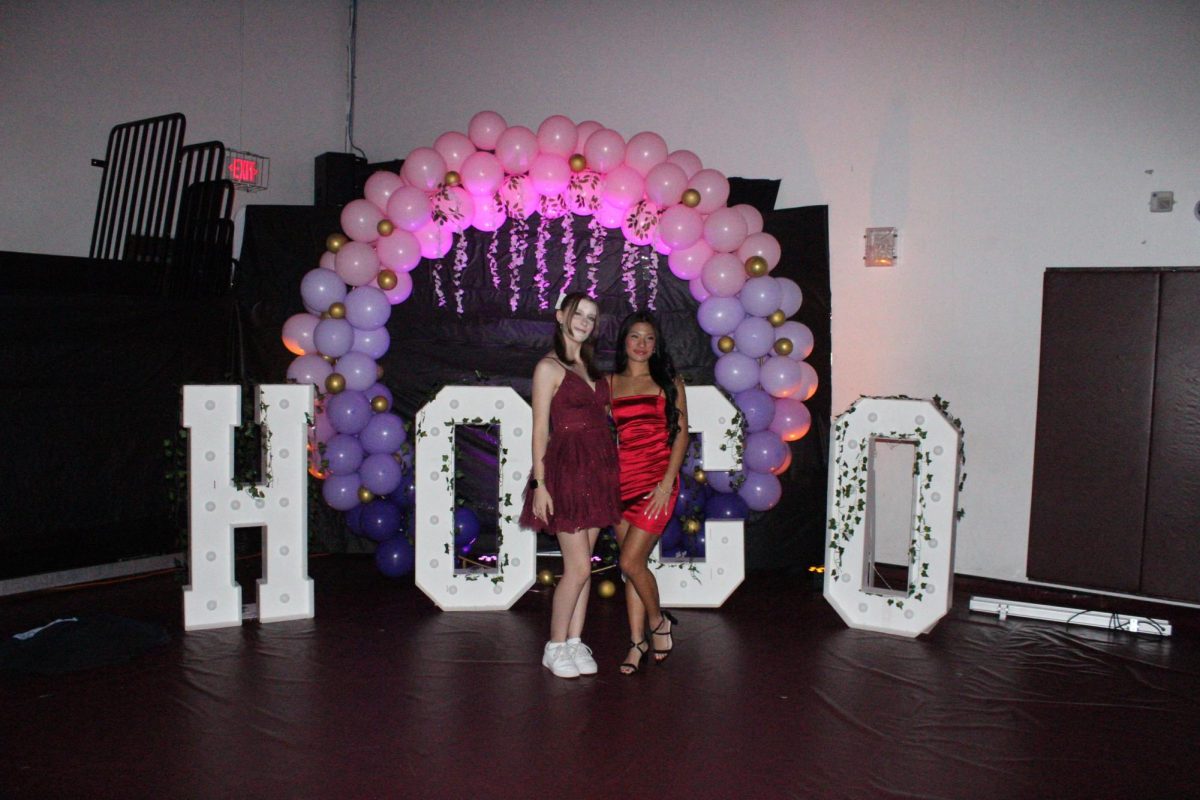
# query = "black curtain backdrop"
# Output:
<box><xmin>0</xmin><ymin>198</ymin><xmax>828</xmax><ymax>579</ymax></box>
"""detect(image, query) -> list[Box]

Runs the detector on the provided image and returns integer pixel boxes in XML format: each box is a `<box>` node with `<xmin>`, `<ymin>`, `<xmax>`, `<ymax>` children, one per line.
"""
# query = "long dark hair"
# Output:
<box><xmin>615</xmin><ymin>311</ymin><xmax>681</xmax><ymax>447</ymax></box>
<box><xmin>553</xmin><ymin>291</ymin><xmax>601</xmax><ymax>381</ymax></box>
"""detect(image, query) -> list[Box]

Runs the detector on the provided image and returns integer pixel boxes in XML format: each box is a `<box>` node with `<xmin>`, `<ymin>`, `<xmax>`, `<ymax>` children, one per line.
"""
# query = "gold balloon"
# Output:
<box><xmin>717</xmin><ymin>335</ymin><xmax>735</xmax><ymax>354</ymax></box>
<box><xmin>683</xmin><ymin>518</ymin><xmax>701</xmax><ymax>535</ymax></box>
<box><xmin>325</xmin><ymin>373</ymin><xmax>346</xmax><ymax>394</ymax></box>
<box><xmin>774</xmin><ymin>338</ymin><xmax>794</xmax><ymax>356</ymax></box>
<box><xmin>444</xmin><ymin>170</ymin><xmax>461</xmax><ymax>187</ymax></box>
<box><xmin>744</xmin><ymin>255</ymin><xmax>768</xmax><ymax>277</ymax></box>
<box><xmin>326</xmin><ymin>233</ymin><xmax>348</xmax><ymax>253</ymax></box>
<box><xmin>377</xmin><ymin>269</ymin><xmax>398</xmax><ymax>291</ymax></box>
<box><xmin>693</xmin><ymin>467</ymin><xmax>707</xmax><ymax>484</ymax></box>
<box><xmin>371</xmin><ymin>395</ymin><xmax>390</xmax><ymax>413</ymax></box>
<box><xmin>768</xmin><ymin>310</ymin><xmax>787</xmax><ymax>327</ymax></box>
<box><xmin>568</xmin><ymin>154</ymin><xmax>587</xmax><ymax>172</ymax></box>
<box><xmin>377</xmin><ymin>219</ymin><xmax>395</xmax><ymax>237</ymax></box>
<box><xmin>597</xmin><ymin>579</ymin><xmax>618</xmax><ymax>599</ymax></box>
<box><xmin>328</xmin><ymin>302</ymin><xmax>346</xmax><ymax>319</ymax></box>
<box><xmin>537</xmin><ymin>569</ymin><xmax>556</xmax><ymax>587</ymax></box>
<box><xmin>681</xmin><ymin>189</ymin><xmax>702</xmax><ymax>208</ymax></box>
<box><xmin>357</xmin><ymin>486</ymin><xmax>375</xmax><ymax>503</ymax></box>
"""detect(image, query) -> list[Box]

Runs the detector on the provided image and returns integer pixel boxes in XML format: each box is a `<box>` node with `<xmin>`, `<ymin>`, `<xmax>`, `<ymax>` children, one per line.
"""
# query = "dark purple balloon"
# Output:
<box><xmin>359</xmin><ymin>452</ymin><xmax>403</xmax><ymax>495</ymax></box>
<box><xmin>326</xmin><ymin>390</ymin><xmax>372</xmax><ymax>434</ymax></box>
<box><xmin>684</xmin><ymin>529</ymin><xmax>706</xmax><ymax>558</ymax></box>
<box><xmin>324</xmin><ymin>433</ymin><xmax>364</xmax><ymax>476</ymax></box>
<box><xmin>735</xmin><ymin>387</ymin><xmax>776</xmax><ymax>433</ymax></box>
<box><xmin>738</xmin><ymin>470</ymin><xmax>782</xmax><ymax>512</ymax></box>
<box><xmin>375</xmin><ymin>536</ymin><xmax>415</xmax><ymax>577</ymax></box>
<box><xmin>454</xmin><ymin>507</ymin><xmax>481</xmax><ymax>553</ymax></box>
<box><xmin>660</xmin><ymin>516</ymin><xmax>684</xmax><ymax>554</ymax></box>
<box><xmin>360</xmin><ymin>498</ymin><xmax>404</xmax><ymax>543</ymax></box>
<box><xmin>743</xmin><ymin>430</ymin><xmax>789</xmax><ymax>474</ymax></box>
<box><xmin>359</xmin><ymin>412</ymin><xmax>407</xmax><ymax>455</ymax></box>
<box><xmin>674</xmin><ymin>479</ymin><xmax>709</xmax><ymax>519</ymax></box>
<box><xmin>344</xmin><ymin>503</ymin><xmax>365</xmax><ymax>536</ymax></box>
<box><xmin>322</xmin><ymin>473</ymin><xmax>361</xmax><ymax>511</ymax></box>
<box><xmin>705</xmin><ymin>469</ymin><xmax>743</xmax><ymax>494</ymax></box>
<box><xmin>705</xmin><ymin>491</ymin><xmax>749</xmax><ymax>520</ymax></box>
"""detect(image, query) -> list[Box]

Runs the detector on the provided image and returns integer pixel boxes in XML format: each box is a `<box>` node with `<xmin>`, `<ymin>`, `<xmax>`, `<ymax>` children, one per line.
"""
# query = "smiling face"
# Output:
<box><xmin>558</xmin><ymin>297</ymin><xmax>599</xmax><ymax>343</ymax></box>
<box><xmin>624</xmin><ymin>321</ymin><xmax>658</xmax><ymax>363</ymax></box>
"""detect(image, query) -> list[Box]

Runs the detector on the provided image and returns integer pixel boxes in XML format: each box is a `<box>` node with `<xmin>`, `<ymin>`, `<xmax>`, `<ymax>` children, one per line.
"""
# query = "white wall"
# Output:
<box><xmin>2</xmin><ymin>0</ymin><xmax>1198</xmax><ymax>583</ymax></box>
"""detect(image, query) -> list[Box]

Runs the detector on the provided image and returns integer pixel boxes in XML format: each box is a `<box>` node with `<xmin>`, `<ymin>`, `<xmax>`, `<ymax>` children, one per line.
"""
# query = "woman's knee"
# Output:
<box><xmin>619</xmin><ymin>552</ymin><xmax>647</xmax><ymax>577</ymax></box>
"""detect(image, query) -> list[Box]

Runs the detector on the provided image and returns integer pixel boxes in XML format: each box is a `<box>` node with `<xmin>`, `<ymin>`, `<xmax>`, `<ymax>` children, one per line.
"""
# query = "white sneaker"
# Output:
<box><xmin>542</xmin><ymin>641</ymin><xmax>580</xmax><ymax>678</ymax></box>
<box><xmin>566</xmin><ymin>638</ymin><xmax>597</xmax><ymax>675</ymax></box>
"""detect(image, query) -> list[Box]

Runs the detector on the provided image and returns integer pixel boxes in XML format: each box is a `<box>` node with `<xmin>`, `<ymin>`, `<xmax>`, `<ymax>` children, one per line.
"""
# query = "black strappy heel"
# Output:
<box><xmin>620</xmin><ymin>639</ymin><xmax>649</xmax><ymax>675</ymax></box>
<box><xmin>651</xmin><ymin>610</ymin><xmax>678</xmax><ymax>663</ymax></box>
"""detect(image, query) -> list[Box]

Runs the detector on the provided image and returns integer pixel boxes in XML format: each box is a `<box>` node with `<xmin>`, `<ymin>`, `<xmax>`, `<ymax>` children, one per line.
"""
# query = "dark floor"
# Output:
<box><xmin>2</xmin><ymin>556</ymin><xmax>1198</xmax><ymax>800</ymax></box>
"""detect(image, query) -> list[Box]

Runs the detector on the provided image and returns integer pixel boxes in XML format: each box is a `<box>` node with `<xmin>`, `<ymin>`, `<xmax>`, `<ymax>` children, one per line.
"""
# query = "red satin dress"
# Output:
<box><xmin>519</xmin><ymin>370</ymin><xmax>621</xmax><ymax>534</ymax></box>
<box><xmin>612</xmin><ymin>392</ymin><xmax>678</xmax><ymax>535</ymax></box>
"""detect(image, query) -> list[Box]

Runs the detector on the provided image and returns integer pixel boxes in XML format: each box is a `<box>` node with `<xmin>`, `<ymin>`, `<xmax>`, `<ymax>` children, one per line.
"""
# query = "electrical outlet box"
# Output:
<box><xmin>864</xmin><ymin>227</ymin><xmax>897</xmax><ymax>267</ymax></box>
<box><xmin>1150</xmin><ymin>191</ymin><xmax>1174</xmax><ymax>212</ymax></box>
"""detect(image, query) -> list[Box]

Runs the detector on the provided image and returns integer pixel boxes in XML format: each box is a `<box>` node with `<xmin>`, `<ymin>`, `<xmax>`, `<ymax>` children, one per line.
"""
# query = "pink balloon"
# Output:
<box><xmin>667</xmin><ymin>149</ymin><xmax>703</xmax><ymax>178</ymax></box>
<box><xmin>566</xmin><ymin>169</ymin><xmax>602</xmax><ymax>215</ymax></box>
<box><xmin>433</xmin><ymin>131</ymin><xmax>475</xmax><ymax>172</ymax></box>
<box><xmin>459</xmin><ymin>151</ymin><xmax>504</xmax><ymax>197</ymax></box>
<box><xmin>529</xmin><ymin>153</ymin><xmax>571</xmax><ymax>196</ymax></box>
<box><xmin>668</xmin><ymin>239</ymin><xmax>713</xmax><ymax>281</ymax></box>
<box><xmin>759</xmin><ymin>355</ymin><xmax>804</xmax><ymax>398</ymax></box>
<box><xmin>583</xmin><ymin>129</ymin><xmax>626</xmax><ymax>173</ymax></box>
<box><xmin>539</xmin><ymin>193</ymin><xmax>569</xmax><ymax>220</ymax></box>
<box><xmin>600</xmin><ymin>164</ymin><xmax>645</xmax><ymax>210</ymax></box>
<box><xmin>334</xmin><ymin>241</ymin><xmax>380</xmax><ymax>287</ymax></box>
<box><xmin>688</xmin><ymin>168</ymin><xmax>731</xmax><ymax>214</ymax></box>
<box><xmin>495</xmin><ymin>126</ymin><xmax>538</xmax><ymax>174</ymax></box>
<box><xmin>624</xmin><ymin>131</ymin><xmax>668</xmax><ymax>176</ymax></box>
<box><xmin>467</xmin><ymin>110</ymin><xmax>506</xmax><ymax>150</ymax></box>
<box><xmin>340</xmin><ymin>199</ymin><xmax>383</xmax><ymax>243</ymax></box>
<box><xmin>658</xmin><ymin>204</ymin><xmax>704</xmax><ymax>250</ymax></box>
<box><xmin>701</xmin><ymin>253</ymin><xmax>747</xmax><ymax>297</ymax></box>
<box><xmin>472</xmin><ymin>193</ymin><xmax>508</xmax><ymax>231</ymax></box>
<box><xmin>621</xmin><ymin>200</ymin><xmax>659</xmax><ymax>246</ymax></box>
<box><xmin>431</xmin><ymin>186</ymin><xmax>475</xmax><ymax>232</ymax></box>
<box><xmin>282</xmin><ymin>312</ymin><xmax>319</xmax><ymax>356</ymax></box>
<box><xmin>703</xmin><ymin>206</ymin><xmax>749</xmax><ymax>253</ymax></box>
<box><xmin>769</xmin><ymin>397</ymin><xmax>812</xmax><ymax>441</ymax></box>
<box><xmin>651</xmin><ymin>226</ymin><xmax>673</xmax><ymax>255</ymax></box>
<box><xmin>363</xmin><ymin>171</ymin><xmax>403</xmax><ymax>211</ymax></box>
<box><xmin>386</xmin><ymin>186</ymin><xmax>432</xmax><ymax>232</ymax></box>
<box><xmin>775</xmin><ymin>321</ymin><xmax>814</xmax><ymax>360</ymax></box>
<box><xmin>499</xmin><ymin>173</ymin><xmax>540</xmax><ymax>218</ymax></box>
<box><xmin>595</xmin><ymin>200</ymin><xmax>626</xmax><ymax>230</ymax></box>
<box><xmin>737</xmin><ymin>232</ymin><xmax>782</xmax><ymax>271</ymax></box>
<box><xmin>536</xmin><ymin>115</ymin><xmax>577</xmax><ymax>157</ymax></box>
<box><xmin>733</xmin><ymin>203</ymin><xmax>764</xmax><ymax>235</ymax></box>
<box><xmin>415</xmin><ymin>219</ymin><xmax>453</xmax><ymax>259</ymax></box>
<box><xmin>375</xmin><ymin>228</ymin><xmax>421</xmax><ymax>272</ymax></box>
<box><xmin>382</xmin><ymin>271</ymin><xmax>413</xmax><ymax>304</ymax></box>
<box><xmin>689</xmin><ymin>276</ymin><xmax>711</xmax><ymax>302</ymax></box>
<box><xmin>644</xmin><ymin>162</ymin><xmax>688</xmax><ymax>207</ymax></box>
<box><xmin>319</xmin><ymin>251</ymin><xmax>336</xmax><ymax>270</ymax></box>
<box><xmin>575</xmin><ymin>120</ymin><xmax>604</xmax><ymax>153</ymax></box>
<box><xmin>400</xmin><ymin>147</ymin><xmax>447</xmax><ymax>192</ymax></box>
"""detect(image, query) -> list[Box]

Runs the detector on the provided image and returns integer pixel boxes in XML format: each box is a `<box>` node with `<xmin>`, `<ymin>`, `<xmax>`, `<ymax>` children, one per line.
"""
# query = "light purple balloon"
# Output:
<box><xmin>738</xmin><ymin>470</ymin><xmax>782</xmax><ymax>512</ymax></box>
<box><xmin>744</xmin><ymin>431</ymin><xmax>789</xmax><ymax>474</ymax></box>
<box><xmin>327</xmin><ymin>390</ymin><xmax>372</xmax><ymax>434</ymax></box>
<box><xmin>775</xmin><ymin>321</ymin><xmax>814</xmax><ymax>360</ymax></box>
<box><xmin>300</xmin><ymin>268</ymin><xmax>347</xmax><ymax>314</ymax></box>
<box><xmin>740</xmin><ymin>276</ymin><xmax>782</xmax><ymax>317</ymax></box>
<box><xmin>344</xmin><ymin>286</ymin><xmax>391</xmax><ymax>330</ymax></box>
<box><xmin>281</xmin><ymin>312</ymin><xmax>319</xmax><ymax>356</ymax></box>
<box><xmin>314</xmin><ymin>318</ymin><xmax>354</xmax><ymax>358</ymax></box>
<box><xmin>365</xmin><ymin>382</ymin><xmax>393</xmax><ymax>410</ymax></box>
<box><xmin>287</xmin><ymin>354</ymin><xmax>332</xmax><ymax>388</ymax></box>
<box><xmin>335</xmin><ymin>351</ymin><xmax>377</xmax><ymax>392</ymax></box>
<box><xmin>777</xmin><ymin>278</ymin><xmax>803</xmax><ymax>317</ymax></box>
<box><xmin>700</xmin><ymin>253</ymin><xmax>746</xmax><ymax>298</ymax></box>
<box><xmin>759</xmin><ymin>355</ymin><xmax>805</xmax><ymax>398</ymax></box>
<box><xmin>359</xmin><ymin>412</ymin><xmax>407</xmax><ymax>454</ymax></box>
<box><xmin>705</xmin><ymin>469</ymin><xmax>742</xmax><ymax>494</ymax></box>
<box><xmin>769</xmin><ymin>397</ymin><xmax>812</xmax><ymax>441</ymax></box>
<box><xmin>352</xmin><ymin>326</ymin><xmax>390</xmax><ymax>360</ymax></box>
<box><xmin>714</xmin><ymin>352</ymin><xmax>760</xmax><ymax>394</ymax></box>
<box><xmin>735</xmin><ymin>388</ymin><xmax>776</xmax><ymax>433</ymax></box>
<box><xmin>710</xmin><ymin>335</ymin><xmax>727</xmax><ymax>358</ymax></box>
<box><xmin>697</xmin><ymin>296</ymin><xmax>746</xmax><ymax>337</ymax></box>
<box><xmin>360</xmin><ymin>453</ymin><xmax>403</xmax><ymax>496</ymax></box>
<box><xmin>733</xmin><ymin>316</ymin><xmax>775</xmax><ymax>359</ymax></box>
<box><xmin>323</xmin><ymin>433</ymin><xmax>364</xmax><ymax>476</ymax></box>
<box><xmin>322</xmin><ymin>473</ymin><xmax>361</xmax><ymax>511</ymax></box>
<box><xmin>797</xmin><ymin>361</ymin><xmax>819</xmax><ymax>401</ymax></box>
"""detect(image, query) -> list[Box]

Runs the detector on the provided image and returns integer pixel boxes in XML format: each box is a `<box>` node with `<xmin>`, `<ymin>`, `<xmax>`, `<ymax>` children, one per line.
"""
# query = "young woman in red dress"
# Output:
<box><xmin>609</xmin><ymin>312</ymin><xmax>689</xmax><ymax>674</ymax></box>
<box><xmin>519</xmin><ymin>292</ymin><xmax>622</xmax><ymax>679</ymax></box>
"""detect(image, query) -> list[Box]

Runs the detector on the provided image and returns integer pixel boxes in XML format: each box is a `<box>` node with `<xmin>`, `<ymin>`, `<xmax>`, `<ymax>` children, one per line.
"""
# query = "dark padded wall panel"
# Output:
<box><xmin>1142</xmin><ymin>270</ymin><xmax>1200</xmax><ymax>602</ymax></box>
<box><xmin>1027</xmin><ymin>270</ymin><xmax>1159</xmax><ymax>593</ymax></box>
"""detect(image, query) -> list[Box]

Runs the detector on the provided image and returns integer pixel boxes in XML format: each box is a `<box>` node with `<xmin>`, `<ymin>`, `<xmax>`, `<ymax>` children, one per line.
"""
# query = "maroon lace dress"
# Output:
<box><xmin>519</xmin><ymin>370</ymin><xmax>621</xmax><ymax>534</ymax></box>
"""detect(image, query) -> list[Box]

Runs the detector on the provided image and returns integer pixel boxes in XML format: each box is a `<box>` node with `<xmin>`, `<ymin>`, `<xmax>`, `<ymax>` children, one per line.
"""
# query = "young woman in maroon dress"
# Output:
<box><xmin>519</xmin><ymin>292</ymin><xmax>622</xmax><ymax>679</ymax></box>
<box><xmin>609</xmin><ymin>312</ymin><xmax>689</xmax><ymax>674</ymax></box>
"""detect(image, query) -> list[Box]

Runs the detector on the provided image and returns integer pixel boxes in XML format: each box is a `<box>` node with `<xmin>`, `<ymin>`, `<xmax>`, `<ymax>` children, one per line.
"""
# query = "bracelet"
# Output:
<box><xmin>654</xmin><ymin>484</ymin><xmax>671</xmax><ymax>496</ymax></box>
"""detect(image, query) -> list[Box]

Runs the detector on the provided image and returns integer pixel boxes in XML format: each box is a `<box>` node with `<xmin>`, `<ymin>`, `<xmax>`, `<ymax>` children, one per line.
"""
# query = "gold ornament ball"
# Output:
<box><xmin>325</xmin><ymin>373</ymin><xmax>346</xmax><ymax>394</ymax></box>
<box><xmin>371</xmin><ymin>394</ymin><xmax>390</xmax><ymax>413</ymax></box>
<box><xmin>444</xmin><ymin>170</ymin><xmax>461</xmax><ymax>187</ymax></box>
<box><xmin>377</xmin><ymin>219</ymin><xmax>395</xmax><ymax>237</ymax></box>
<box><xmin>681</xmin><ymin>188</ymin><xmax>702</xmax><ymax>208</ymax></box>
<box><xmin>537</xmin><ymin>569</ymin><xmax>556</xmax><ymax>587</ymax></box>
<box><xmin>328</xmin><ymin>302</ymin><xmax>346</xmax><ymax>319</ymax></box>
<box><xmin>744</xmin><ymin>255</ymin><xmax>769</xmax><ymax>277</ymax></box>
<box><xmin>768</xmin><ymin>310</ymin><xmax>787</xmax><ymax>327</ymax></box>
<box><xmin>326</xmin><ymin>233</ymin><xmax>348</xmax><ymax>253</ymax></box>
<box><xmin>683</xmin><ymin>518</ymin><xmax>702</xmax><ymax>535</ymax></box>
<box><xmin>597</xmin><ymin>579</ymin><xmax>618</xmax><ymax>599</ymax></box>
<box><xmin>377</xmin><ymin>269</ymin><xmax>398</xmax><ymax>291</ymax></box>
<box><xmin>568</xmin><ymin>153</ymin><xmax>587</xmax><ymax>172</ymax></box>
<box><xmin>717</xmin><ymin>335</ymin><xmax>736</xmax><ymax>354</ymax></box>
<box><xmin>693</xmin><ymin>467</ymin><xmax>707</xmax><ymax>484</ymax></box>
<box><xmin>321</xmin><ymin>354</ymin><xmax>335</xmax><ymax>363</ymax></box>
<box><xmin>357</xmin><ymin>486</ymin><xmax>375</xmax><ymax>503</ymax></box>
<box><xmin>774</xmin><ymin>338</ymin><xmax>794</xmax><ymax>356</ymax></box>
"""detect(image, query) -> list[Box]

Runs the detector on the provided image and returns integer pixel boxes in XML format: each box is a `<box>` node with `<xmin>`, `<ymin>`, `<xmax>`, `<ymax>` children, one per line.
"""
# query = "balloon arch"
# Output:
<box><xmin>281</xmin><ymin>112</ymin><xmax>818</xmax><ymax>575</ymax></box>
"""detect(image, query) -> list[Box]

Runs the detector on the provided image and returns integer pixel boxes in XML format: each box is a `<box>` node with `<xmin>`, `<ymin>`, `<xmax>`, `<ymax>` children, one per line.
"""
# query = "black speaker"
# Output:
<box><xmin>314</xmin><ymin>152</ymin><xmax>367</xmax><ymax>208</ymax></box>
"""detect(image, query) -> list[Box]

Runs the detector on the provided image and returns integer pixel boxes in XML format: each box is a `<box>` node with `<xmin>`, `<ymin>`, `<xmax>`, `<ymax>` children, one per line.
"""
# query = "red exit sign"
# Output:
<box><xmin>228</xmin><ymin>158</ymin><xmax>259</xmax><ymax>182</ymax></box>
<box><xmin>223</xmin><ymin>150</ymin><xmax>269</xmax><ymax>192</ymax></box>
